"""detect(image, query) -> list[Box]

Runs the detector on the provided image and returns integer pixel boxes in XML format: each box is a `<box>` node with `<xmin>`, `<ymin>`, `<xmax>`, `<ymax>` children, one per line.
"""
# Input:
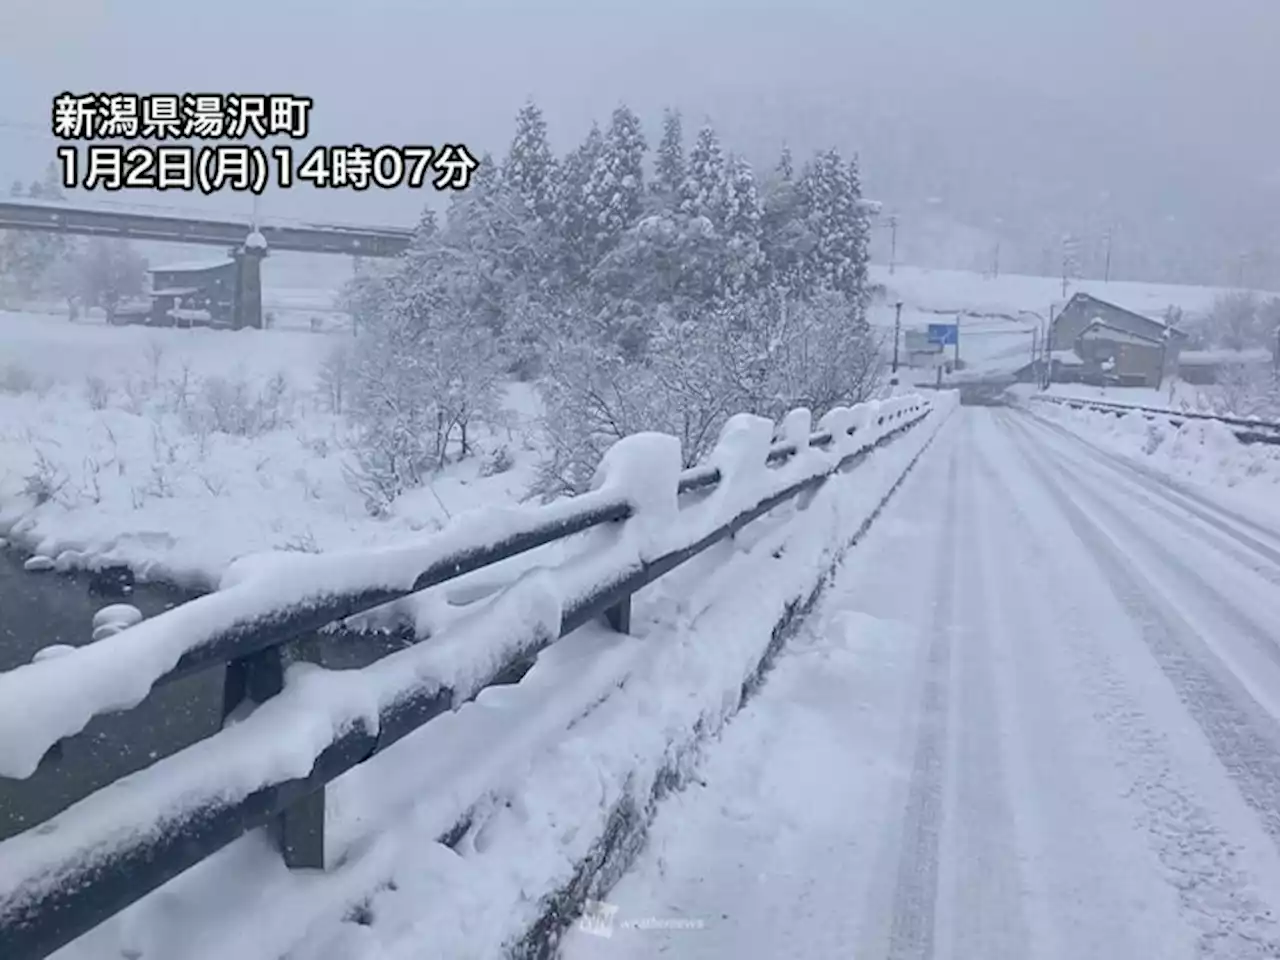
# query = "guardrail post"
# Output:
<box><xmin>221</xmin><ymin>645</ymin><xmax>325</xmax><ymax>869</ymax></box>
<box><xmin>604</xmin><ymin>597</ymin><xmax>632</xmax><ymax>634</ymax></box>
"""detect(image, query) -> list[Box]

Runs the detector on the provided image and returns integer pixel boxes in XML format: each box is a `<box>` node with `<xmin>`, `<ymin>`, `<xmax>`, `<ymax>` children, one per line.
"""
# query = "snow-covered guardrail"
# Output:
<box><xmin>1027</xmin><ymin>394</ymin><xmax>1280</xmax><ymax>446</ymax></box>
<box><xmin>0</xmin><ymin>394</ymin><xmax>936</xmax><ymax>960</ymax></box>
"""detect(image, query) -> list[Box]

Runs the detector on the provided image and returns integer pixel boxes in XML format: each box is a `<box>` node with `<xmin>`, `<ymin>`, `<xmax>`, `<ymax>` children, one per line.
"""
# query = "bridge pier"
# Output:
<box><xmin>231</xmin><ymin>235</ymin><xmax>268</xmax><ymax>330</ymax></box>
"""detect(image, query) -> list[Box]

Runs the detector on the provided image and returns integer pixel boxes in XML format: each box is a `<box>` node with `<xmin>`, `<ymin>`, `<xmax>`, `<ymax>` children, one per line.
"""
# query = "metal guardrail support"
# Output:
<box><xmin>221</xmin><ymin>644</ymin><xmax>326</xmax><ymax>869</ymax></box>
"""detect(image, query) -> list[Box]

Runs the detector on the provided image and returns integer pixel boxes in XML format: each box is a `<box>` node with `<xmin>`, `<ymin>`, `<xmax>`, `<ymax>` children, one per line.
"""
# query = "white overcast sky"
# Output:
<box><xmin>1</xmin><ymin>0</ymin><xmax>1277</xmax><ymax>279</ymax></box>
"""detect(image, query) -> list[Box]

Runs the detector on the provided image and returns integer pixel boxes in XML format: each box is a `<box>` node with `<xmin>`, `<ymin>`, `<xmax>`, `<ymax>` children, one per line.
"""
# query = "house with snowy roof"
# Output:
<box><xmin>1046</xmin><ymin>292</ymin><xmax>1188</xmax><ymax>387</ymax></box>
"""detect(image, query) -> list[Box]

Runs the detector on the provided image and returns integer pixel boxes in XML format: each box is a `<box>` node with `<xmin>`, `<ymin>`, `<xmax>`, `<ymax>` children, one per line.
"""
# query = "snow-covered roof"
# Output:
<box><xmin>1068</xmin><ymin>292</ymin><xmax>1186</xmax><ymax>336</ymax></box>
<box><xmin>1050</xmin><ymin>349</ymin><xmax>1085</xmax><ymax>366</ymax></box>
<box><xmin>151</xmin><ymin>286</ymin><xmax>201</xmax><ymax>297</ymax></box>
<box><xmin>151</xmin><ymin>258</ymin><xmax>234</xmax><ymax>273</ymax></box>
<box><xmin>1079</xmin><ymin>319</ymin><xmax>1163</xmax><ymax>346</ymax></box>
<box><xmin>1180</xmin><ymin>347</ymin><xmax>1274</xmax><ymax>366</ymax></box>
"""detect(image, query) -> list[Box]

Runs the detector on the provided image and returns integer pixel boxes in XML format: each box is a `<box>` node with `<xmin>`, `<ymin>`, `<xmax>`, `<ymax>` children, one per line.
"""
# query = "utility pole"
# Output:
<box><xmin>992</xmin><ymin>240</ymin><xmax>1001</xmax><ymax>279</ymax></box>
<box><xmin>891</xmin><ymin>301</ymin><xmax>903</xmax><ymax>373</ymax></box>
<box><xmin>1103</xmin><ymin>226</ymin><xmax>1113</xmax><ymax>282</ymax></box>
<box><xmin>954</xmin><ymin>312</ymin><xmax>961</xmax><ymax>369</ymax></box>
<box><xmin>1061</xmin><ymin>234</ymin><xmax>1078</xmax><ymax>298</ymax></box>
<box><xmin>1042</xmin><ymin>304</ymin><xmax>1056</xmax><ymax>389</ymax></box>
<box><xmin>888</xmin><ymin>215</ymin><xmax>899</xmax><ymax>276</ymax></box>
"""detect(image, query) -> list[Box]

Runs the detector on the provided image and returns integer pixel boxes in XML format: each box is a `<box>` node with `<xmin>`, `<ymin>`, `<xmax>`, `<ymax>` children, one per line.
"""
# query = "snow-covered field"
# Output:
<box><xmin>872</xmin><ymin>263</ymin><xmax>1253</xmax><ymax>321</ymax></box>
<box><xmin>0</xmin><ymin>310</ymin><xmax>537</xmax><ymax>587</ymax></box>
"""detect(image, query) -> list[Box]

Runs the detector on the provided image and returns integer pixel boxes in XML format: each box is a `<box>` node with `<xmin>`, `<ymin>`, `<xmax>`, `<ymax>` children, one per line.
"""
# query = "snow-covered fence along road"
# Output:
<box><xmin>0</xmin><ymin>393</ymin><xmax>933</xmax><ymax>960</ymax></box>
<box><xmin>1027</xmin><ymin>394</ymin><xmax>1280</xmax><ymax>446</ymax></box>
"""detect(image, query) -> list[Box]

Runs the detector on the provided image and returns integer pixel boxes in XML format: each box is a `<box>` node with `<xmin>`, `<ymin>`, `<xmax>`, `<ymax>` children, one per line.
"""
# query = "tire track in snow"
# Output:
<box><xmin>1004</xmin><ymin>412</ymin><xmax>1280</xmax><ymax>836</ymax></box>
<box><xmin>933</xmin><ymin>414</ymin><xmax>1032</xmax><ymax>960</ymax></box>
<box><xmin>967</xmin><ymin>415</ymin><xmax>1152</xmax><ymax>960</ymax></box>
<box><xmin>881</xmin><ymin>437</ymin><xmax>961</xmax><ymax>960</ymax></box>
<box><xmin>993</xmin><ymin>410</ymin><xmax>1280</xmax><ymax>959</ymax></box>
<box><xmin>1011</xmin><ymin>413</ymin><xmax>1280</xmax><ymax>691</ymax></box>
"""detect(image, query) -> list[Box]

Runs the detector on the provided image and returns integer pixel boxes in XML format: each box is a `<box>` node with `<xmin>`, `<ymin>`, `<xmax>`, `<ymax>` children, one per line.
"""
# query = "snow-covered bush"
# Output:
<box><xmin>177</xmin><ymin>372</ymin><xmax>296</xmax><ymax>439</ymax></box>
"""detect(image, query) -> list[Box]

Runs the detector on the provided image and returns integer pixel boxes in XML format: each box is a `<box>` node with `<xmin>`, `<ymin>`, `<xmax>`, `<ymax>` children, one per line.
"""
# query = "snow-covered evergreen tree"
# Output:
<box><xmin>504</xmin><ymin>100</ymin><xmax>557</xmax><ymax>221</ymax></box>
<box><xmin>797</xmin><ymin>148</ymin><xmax>869</xmax><ymax>300</ymax></box>
<box><xmin>776</xmin><ymin>144</ymin><xmax>794</xmax><ymax>182</ymax></box>
<box><xmin>585</xmin><ymin>104</ymin><xmax>647</xmax><ymax>258</ymax></box>
<box><xmin>652</xmin><ymin>108</ymin><xmax>685</xmax><ymax>201</ymax></box>
<box><xmin>680</xmin><ymin>124</ymin><xmax>727</xmax><ymax>224</ymax></box>
<box><xmin>555</xmin><ymin>123</ymin><xmax>607</xmax><ymax>283</ymax></box>
<box><xmin>720</xmin><ymin>155</ymin><xmax>764</xmax><ymax>293</ymax></box>
<box><xmin>758</xmin><ymin>148</ymin><xmax>810</xmax><ymax>294</ymax></box>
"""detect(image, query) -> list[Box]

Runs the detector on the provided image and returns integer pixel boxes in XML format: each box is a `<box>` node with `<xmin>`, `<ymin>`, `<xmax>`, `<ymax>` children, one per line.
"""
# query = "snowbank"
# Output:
<box><xmin>1029</xmin><ymin>400</ymin><xmax>1280</xmax><ymax>529</ymax></box>
<box><xmin>7</xmin><ymin>395</ymin><xmax>956</xmax><ymax>960</ymax></box>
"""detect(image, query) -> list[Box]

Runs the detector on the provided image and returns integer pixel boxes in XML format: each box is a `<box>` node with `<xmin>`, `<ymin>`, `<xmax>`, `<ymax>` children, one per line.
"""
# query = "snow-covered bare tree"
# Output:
<box><xmin>0</xmin><ymin>164</ymin><xmax>70</xmax><ymax>300</ymax></box>
<box><xmin>343</xmin><ymin>202</ymin><xmax>508</xmax><ymax>514</ymax></box>
<box><xmin>1205</xmin><ymin>292</ymin><xmax>1265</xmax><ymax>351</ymax></box>
<box><xmin>72</xmin><ymin>238</ymin><xmax>147</xmax><ymax>322</ymax></box>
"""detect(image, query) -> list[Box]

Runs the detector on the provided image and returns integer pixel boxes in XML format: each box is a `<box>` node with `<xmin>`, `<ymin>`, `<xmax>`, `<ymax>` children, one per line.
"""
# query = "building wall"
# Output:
<box><xmin>150</xmin><ymin>264</ymin><xmax>236</xmax><ymax>325</ymax></box>
<box><xmin>1077</xmin><ymin>336</ymin><xmax>1164</xmax><ymax>385</ymax></box>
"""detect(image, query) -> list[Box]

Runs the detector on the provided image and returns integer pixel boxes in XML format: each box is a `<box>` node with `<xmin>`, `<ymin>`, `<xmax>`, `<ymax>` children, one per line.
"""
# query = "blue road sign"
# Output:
<box><xmin>927</xmin><ymin>323</ymin><xmax>958</xmax><ymax>346</ymax></box>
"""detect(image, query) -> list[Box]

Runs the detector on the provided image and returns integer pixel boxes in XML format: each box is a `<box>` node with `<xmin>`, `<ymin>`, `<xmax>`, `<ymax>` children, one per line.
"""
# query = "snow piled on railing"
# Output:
<box><xmin>0</xmin><ymin>485</ymin><xmax>629</xmax><ymax>779</ymax></box>
<box><xmin>0</xmin><ymin>394</ymin><xmax>943</xmax><ymax>951</ymax></box>
<box><xmin>7</xmin><ymin>392</ymin><xmax>955</xmax><ymax>960</ymax></box>
<box><xmin>0</xmin><ymin>396</ymin><xmax>916</xmax><ymax>780</ymax></box>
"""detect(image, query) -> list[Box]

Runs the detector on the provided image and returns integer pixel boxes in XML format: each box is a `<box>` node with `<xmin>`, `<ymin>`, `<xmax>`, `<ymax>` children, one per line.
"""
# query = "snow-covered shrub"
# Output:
<box><xmin>83</xmin><ymin>374</ymin><xmax>110</xmax><ymax>410</ymax></box>
<box><xmin>534</xmin><ymin>288</ymin><xmax>883</xmax><ymax>498</ymax></box>
<box><xmin>181</xmin><ymin>372</ymin><xmax>295</xmax><ymax>439</ymax></box>
<box><xmin>0</xmin><ymin>361</ymin><xmax>41</xmax><ymax>395</ymax></box>
<box><xmin>481</xmin><ymin>443</ymin><xmax>516</xmax><ymax>477</ymax></box>
<box><xmin>317</xmin><ymin>340</ymin><xmax>354</xmax><ymax>415</ymax></box>
<box><xmin>23</xmin><ymin>448</ymin><xmax>65</xmax><ymax>504</ymax></box>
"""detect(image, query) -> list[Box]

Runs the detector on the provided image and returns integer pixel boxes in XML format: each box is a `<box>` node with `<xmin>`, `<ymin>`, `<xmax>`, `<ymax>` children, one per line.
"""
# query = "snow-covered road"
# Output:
<box><xmin>559</xmin><ymin>406</ymin><xmax>1280</xmax><ymax>960</ymax></box>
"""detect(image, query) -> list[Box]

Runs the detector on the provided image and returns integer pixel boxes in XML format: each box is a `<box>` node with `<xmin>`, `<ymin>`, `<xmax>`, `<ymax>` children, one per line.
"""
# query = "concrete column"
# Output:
<box><xmin>231</xmin><ymin>234</ymin><xmax>268</xmax><ymax>330</ymax></box>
